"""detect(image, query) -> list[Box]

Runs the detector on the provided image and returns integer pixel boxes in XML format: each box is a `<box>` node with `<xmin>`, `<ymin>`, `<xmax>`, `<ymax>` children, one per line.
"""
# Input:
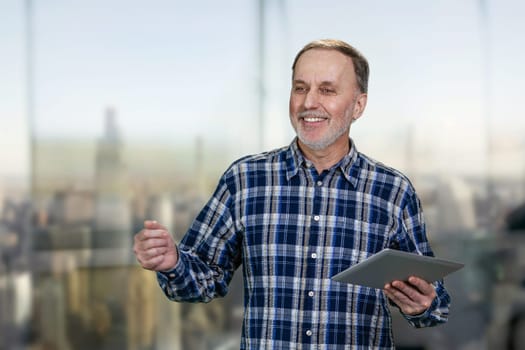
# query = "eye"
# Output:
<box><xmin>320</xmin><ymin>87</ymin><xmax>336</xmax><ymax>95</ymax></box>
<box><xmin>293</xmin><ymin>85</ymin><xmax>307</xmax><ymax>94</ymax></box>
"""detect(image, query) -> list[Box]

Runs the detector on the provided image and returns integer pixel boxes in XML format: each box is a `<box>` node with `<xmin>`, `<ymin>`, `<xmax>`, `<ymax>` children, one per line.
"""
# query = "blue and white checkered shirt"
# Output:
<box><xmin>157</xmin><ymin>139</ymin><xmax>450</xmax><ymax>349</ymax></box>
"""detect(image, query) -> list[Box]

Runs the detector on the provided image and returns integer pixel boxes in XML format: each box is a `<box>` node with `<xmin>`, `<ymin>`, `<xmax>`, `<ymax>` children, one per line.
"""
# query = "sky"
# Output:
<box><xmin>1</xmin><ymin>0</ymin><xmax>525</xmax><ymax>180</ymax></box>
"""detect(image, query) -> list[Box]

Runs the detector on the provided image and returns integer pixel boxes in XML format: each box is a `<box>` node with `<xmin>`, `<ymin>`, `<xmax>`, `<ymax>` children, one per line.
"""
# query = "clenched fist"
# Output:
<box><xmin>133</xmin><ymin>220</ymin><xmax>178</xmax><ymax>272</ymax></box>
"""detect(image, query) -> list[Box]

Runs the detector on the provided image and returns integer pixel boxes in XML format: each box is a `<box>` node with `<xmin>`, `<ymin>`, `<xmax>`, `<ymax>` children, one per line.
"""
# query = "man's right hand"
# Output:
<box><xmin>133</xmin><ymin>220</ymin><xmax>178</xmax><ymax>272</ymax></box>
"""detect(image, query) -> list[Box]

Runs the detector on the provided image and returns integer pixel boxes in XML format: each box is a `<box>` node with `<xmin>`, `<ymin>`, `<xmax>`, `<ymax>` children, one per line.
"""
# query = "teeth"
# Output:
<box><xmin>304</xmin><ymin>117</ymin><xmax>324</xmax><ymax>122</ymax></box>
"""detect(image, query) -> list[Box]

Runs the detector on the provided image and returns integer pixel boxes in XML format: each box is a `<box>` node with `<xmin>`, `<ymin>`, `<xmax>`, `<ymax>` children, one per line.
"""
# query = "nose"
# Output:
<box><xmin>303</xmin><ymin>90</ymin><xmax>319</xmax><ymax>109</ymax></box>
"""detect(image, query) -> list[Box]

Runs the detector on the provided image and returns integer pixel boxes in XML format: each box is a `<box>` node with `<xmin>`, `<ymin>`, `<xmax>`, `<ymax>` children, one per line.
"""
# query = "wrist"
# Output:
<box><xmin>160</xmin><ymin>244</ymin><xmax>180</xmax><ymax>273</ymax></box>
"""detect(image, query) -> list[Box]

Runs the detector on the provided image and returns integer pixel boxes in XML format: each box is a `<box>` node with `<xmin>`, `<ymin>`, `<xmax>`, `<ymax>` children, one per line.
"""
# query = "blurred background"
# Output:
<box><xmin>1</xmin><ymin>0</ymin><xmax>525</xmax><ymax>349</ymax></box>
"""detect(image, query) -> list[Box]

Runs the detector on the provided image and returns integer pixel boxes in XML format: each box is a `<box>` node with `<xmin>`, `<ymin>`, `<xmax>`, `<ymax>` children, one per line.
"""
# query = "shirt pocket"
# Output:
<box><xmin>327</xmin><ymin>216</ymin><xmax>391</xmax><ymax>276</ymax></box>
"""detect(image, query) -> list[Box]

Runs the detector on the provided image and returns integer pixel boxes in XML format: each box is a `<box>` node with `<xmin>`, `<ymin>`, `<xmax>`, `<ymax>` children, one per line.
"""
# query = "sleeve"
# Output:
<box><xmin>156</xmin><ymin>174</ymin><xmax>243</xmax><ymax>303</ymax></box>
<box><xmin>391</xmin><ymin>189</ymin><xmax>451</xmax><ymax>328</ymax></box>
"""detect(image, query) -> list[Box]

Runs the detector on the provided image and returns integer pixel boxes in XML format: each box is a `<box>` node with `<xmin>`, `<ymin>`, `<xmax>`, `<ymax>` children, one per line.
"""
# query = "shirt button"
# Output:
<box><xmin>313</xmin><ymin>215</ymin><xmax>320</xmax><ymax>222</ymax></box>
<box><xmin>306</xmin><ymin>330</ymin><xmax>312</xmax><ymax>337</ymax></box>
<box><xmin>316</xmin><ymin>180</ymin><xmax>323</xmax><ymax>186</ymax></box>
<box><xmin>311</xmin><ymin>253</ymin><xmax>318</xmax><ymax>259</ymax></box>
<box><xmin>308</xmin><ymin>291</ymin><xmax>315</xmax><ymax>297</ymax></box>
<box><xmin>169</xmin><ymin>273</ymin><xmax>176</xmax><ymax>278</ymax></box>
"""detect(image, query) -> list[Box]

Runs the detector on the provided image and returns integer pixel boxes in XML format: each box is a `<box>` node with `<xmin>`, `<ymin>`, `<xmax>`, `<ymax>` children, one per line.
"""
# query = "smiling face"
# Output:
<box><xmin>289</xmin><ymin>48</ymin><xmax>367</xmax><ymax>154</ymax></box>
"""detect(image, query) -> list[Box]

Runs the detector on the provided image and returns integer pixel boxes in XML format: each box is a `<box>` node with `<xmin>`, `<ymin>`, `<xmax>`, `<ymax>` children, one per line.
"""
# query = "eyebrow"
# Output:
<box><xmin>292</xmin><ymin>79</ymin><xmax>336</xmax><ymax>86</ymax></box>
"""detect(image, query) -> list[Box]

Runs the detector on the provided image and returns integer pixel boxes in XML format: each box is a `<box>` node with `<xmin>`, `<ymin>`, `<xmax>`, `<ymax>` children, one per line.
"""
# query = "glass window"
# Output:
<box><xmin>1</xmin><ymin>1</ymin><xmax>525</xmax><ymax>349</ymax></box>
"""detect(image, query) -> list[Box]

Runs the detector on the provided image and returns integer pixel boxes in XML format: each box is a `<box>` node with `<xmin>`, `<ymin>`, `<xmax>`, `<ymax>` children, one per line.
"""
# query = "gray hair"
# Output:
<box><xmin>292</xmin><ymin>39</ymin><xmax>369</xmax><ymax>93</ymax></box>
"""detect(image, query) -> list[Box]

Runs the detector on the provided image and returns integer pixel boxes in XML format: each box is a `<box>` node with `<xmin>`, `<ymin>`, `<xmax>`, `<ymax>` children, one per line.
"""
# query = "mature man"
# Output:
<box><xmin>134</xmin><ymin>39</ymin><xmax>450</xmax><ymax>349</ymax></box>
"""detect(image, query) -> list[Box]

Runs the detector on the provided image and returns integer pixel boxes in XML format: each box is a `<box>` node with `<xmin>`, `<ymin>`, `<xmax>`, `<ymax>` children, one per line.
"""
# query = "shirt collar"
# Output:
<box><xmin>284</xmin><ymin>139</ymin><xmax>303</xmax><ymax>180</ymax></box>
<box><xmin>340</xmin><ymin>140</ymin><xmax>360</xmax><ymax>188</ymax></box>
<box><xmin>285</xmin><ymin>138</ymin><xmax>361</xmax><ymax>187</ymax></box>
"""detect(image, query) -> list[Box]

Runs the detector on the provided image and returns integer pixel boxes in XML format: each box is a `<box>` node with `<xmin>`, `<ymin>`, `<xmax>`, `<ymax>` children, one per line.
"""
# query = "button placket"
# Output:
<box><xmin>303</xmin><ymin>171</ymin><xmax>323</xmax><ymax>344</ymax></box>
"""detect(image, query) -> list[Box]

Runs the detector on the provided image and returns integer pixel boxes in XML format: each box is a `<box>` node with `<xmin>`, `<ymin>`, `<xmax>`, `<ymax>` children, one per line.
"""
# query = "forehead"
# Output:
<box><xmin>293</xmin><ymin>48</ymin><xmax>356</xmax><ymax>85</ymax></box>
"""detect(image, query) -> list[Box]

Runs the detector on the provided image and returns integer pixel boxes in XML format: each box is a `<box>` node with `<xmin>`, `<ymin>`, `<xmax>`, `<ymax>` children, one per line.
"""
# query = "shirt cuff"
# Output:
<box><xmin>401</xmin><ymin>296</ymin><xmax>438</xmax><ymax>322</ymax></box>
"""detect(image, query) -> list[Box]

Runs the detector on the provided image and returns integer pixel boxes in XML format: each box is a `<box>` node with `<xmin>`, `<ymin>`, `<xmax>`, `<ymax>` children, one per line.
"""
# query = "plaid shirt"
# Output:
<box><xmin>157</xmin><ymin>139</ymin><xmax>450</xmax><ymax>349</ymax></box>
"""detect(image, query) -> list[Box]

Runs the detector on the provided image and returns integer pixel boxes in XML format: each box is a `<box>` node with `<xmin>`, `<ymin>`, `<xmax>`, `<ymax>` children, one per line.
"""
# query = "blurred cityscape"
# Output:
<box><xmin>0</xmin><ymin>108</ymin><xmax>245</xmax><ymax>350</ymax></box>
<box><xmin>2</xmin><ymin>1</ymin><xmax>525</xmax><ymax>349</ymax></box>
<box><xmin>1</xmin><ymin>107</ymin><xmax>525</xmax><ymax>350</ymax></box>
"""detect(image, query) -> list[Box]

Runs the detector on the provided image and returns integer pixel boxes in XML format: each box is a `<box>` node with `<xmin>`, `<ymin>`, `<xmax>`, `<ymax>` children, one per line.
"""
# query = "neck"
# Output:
<box><xmin>298</xmin><ymin>138</ymin><xmax>350</xmax><ymax>174</ymax></box>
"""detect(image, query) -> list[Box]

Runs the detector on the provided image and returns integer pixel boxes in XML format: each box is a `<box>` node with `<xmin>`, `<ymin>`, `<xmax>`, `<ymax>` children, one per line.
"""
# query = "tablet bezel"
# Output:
<box><xmin>330</xmin><ymin>248</ymin><xmax>464</xmax><ymax>289</ymax></box>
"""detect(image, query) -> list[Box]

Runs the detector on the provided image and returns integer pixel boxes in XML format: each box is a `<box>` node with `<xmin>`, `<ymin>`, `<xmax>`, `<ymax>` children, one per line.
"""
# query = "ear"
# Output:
<box><xmin>352</xmin><ymin>93</ymin><xmax>368</xmax><ymax>122</ymax></box>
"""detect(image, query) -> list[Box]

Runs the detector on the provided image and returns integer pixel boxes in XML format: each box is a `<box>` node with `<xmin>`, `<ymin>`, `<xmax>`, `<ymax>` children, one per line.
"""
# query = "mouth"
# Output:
<box><xmin>298</xmin><ymin>111</ymin><xmax>329</xmax><ymax>124</ymax></box>
<box><xmin>302</xmin><ymin>116</ymin><xmax>327</xmax><ymax>123</ymax></box>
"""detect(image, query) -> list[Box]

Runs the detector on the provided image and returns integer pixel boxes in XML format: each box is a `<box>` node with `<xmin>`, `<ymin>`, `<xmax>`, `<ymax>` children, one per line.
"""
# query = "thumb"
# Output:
<box><xmin>144</xmin><ymin>220</ymin><xmax>168</xmax><ymax>230</ymax></box>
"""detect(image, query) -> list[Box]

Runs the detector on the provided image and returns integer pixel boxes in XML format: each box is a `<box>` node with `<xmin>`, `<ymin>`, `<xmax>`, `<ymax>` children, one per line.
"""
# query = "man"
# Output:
<box><xmin>134</xmin><ymin>39</ymin><xmax>450</xmax><ymax>349</ymax></box>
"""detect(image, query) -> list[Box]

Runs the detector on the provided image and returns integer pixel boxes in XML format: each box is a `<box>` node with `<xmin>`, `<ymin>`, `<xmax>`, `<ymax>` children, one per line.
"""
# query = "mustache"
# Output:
<box><xmin>297</xmin><ymin>111</ymin><xmax>329</xmax><ymax>118</ymax></box>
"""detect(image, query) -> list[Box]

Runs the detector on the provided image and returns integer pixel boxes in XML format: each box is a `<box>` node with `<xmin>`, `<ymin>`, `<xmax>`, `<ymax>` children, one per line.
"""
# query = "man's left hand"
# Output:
<box><xmin>383</xmin><ymin>276</ymin><xmax>437</xmax><ymax>316</ymax></box>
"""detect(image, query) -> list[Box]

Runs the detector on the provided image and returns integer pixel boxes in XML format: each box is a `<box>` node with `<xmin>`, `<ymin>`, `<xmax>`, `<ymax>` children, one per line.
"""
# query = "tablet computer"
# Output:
<box><xmin>331</xmin><ymin>248</ymin><xmax>464</xmax><ymax>289</ymax></box>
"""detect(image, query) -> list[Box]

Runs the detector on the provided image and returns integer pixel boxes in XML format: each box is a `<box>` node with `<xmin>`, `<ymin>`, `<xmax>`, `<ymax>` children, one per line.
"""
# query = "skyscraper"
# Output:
<box><xmin>93</xmin><ymin>107</ymin><xmax>131</xmax><ymax>252</ymax></box>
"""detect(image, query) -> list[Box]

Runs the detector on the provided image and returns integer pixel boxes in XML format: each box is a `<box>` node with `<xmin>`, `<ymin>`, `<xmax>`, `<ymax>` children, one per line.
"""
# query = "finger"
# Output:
<box><xmin>134</xmin><ymin>235</ymin><xmax>168</xmax><ymax>259</ymax></box>
<box><xmin>393</xmin><ymin>279</ymin><xmax>436</xmax><ymax>305</ymax></box>
<box><xmin>391</xmin><ymin>280</ymin><xmax>430</xmax><ymax>307</ymax></box>
<box><xmin>408</xmin><ymin>276</ymin><xmax>436</xmax><ymax>297</ymax></box>
<box><xmin>388</xmin><ymin>280</ymin><xmax>435</xmax><ymax>312</ymax></box>
<box><xmin>384</xmin><ymin>284</ymin><xmax>421</xmax><ymax>315</ymax></box>
<box><xmin>141</xmin><ymin>246</ymin><xmax>169</xmax><ymax>259</ymax></box>
<box><xmin>138</xmin><ymin>229</ymin><xmax>167</xmax><ymax>241</ymax></box>
<box><xmin>385</xmin><ymin>283</ymin><xmax>418</xmax><ymax>307</ymax></box>
<box><xmin>138</xmin><ymin>254</ymin><xmax>164</xmax><ymax>270</ymax></box>
<box><xmin>144</xmin><ymin>220</ymin><xmax>168</xmax><ymax>230</ymax></box>
<box><xmin>140</xmin><ymin>237</ymin><xmax>170</xmax><ymax>249</ymax></box>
